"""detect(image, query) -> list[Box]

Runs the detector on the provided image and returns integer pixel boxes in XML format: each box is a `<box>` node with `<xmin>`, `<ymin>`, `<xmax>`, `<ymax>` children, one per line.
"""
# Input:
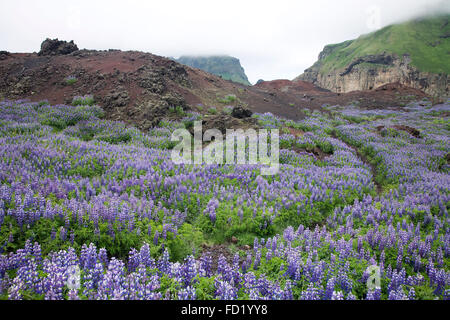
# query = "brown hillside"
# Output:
<box><xmin>0</xmin><ymin>48</ymin><xmax>429</xmax><ymax>130</ymax></box>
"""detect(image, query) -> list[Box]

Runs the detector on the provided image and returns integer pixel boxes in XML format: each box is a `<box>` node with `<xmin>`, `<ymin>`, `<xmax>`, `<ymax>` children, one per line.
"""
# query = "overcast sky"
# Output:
<box><xmin>1</xmin><ymin>0</ymin><xmax>449</xmax><ymax>84</ymax></box>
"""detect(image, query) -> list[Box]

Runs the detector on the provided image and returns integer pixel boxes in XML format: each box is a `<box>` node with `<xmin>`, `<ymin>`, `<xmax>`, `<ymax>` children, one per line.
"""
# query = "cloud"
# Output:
<box><xmin>1</xmin><ymin>0</ymin><xmax>448</xmax><ymax>83</ymax></box>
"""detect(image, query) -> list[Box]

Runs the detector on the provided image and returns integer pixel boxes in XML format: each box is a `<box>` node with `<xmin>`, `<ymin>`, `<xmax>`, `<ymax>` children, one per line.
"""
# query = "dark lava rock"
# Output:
<box><xmin>393</xmin><ymin>125</ymin><xmax>421</xmax><ymax>138</ymax></box>
<box><xmin>232</xmin><ymin>106</ymin><xmax>253</xmax><ymax>119</ymax></box>
<box><xmin>377</xmin><ymin>125</ymin><xmax>421</xmax><ymax>138</ymax></box>
<box><xmin>103</xmin><ymin>89</ymin><xmax>130</xmax><ymax>109</ymax></box>
<box><xmin>163</xmin><ymin>92</ymin><xmax>188</xmax><ymax>110</ymax></box>
<box><xmin>186</xmin><ymin>114</ymin><xmax>236</xmax><ymax>136</ymax></box>
<box><xmin>38</xmin><ymin>38</ymin><xmax>79</xmax><ymax>56</ymax></box>
<box><xmin>139</xmin><ymin>99</ymin><xmax>183</xmax><ymax>130</ymax></box>
<box><xmin>0</xmin><ymin>51</ymin><xmax>10</xmax><ymax>60</ymax></box>
<box><xmin>202</xmin><ymin>115</ymin><xmax>237</xmax><ymax>134</ymax></box>
<box><xmin>188</xmin><ymin>113</ymin><xmax>257</xmax><ymax>136</ymax></box>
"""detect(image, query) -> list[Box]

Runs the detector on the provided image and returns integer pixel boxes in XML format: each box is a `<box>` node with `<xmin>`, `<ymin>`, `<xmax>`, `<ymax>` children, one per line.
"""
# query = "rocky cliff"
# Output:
<box><xmin>175</xmin><ymin>55</ymin><xmax>251</xmax><ymax>86</ymax></box>
<box><xmin>296</xmin><ymin>15</ymin><xmax>450</xmax><ymax>97</ymax></box>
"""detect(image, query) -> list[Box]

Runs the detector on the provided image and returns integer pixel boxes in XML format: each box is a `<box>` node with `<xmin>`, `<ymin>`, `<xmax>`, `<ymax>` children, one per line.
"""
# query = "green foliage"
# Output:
<box><xmin>217</xmin><ymin>94</ymin><xmax>237</xmax><ymax>104</ymax></box>
<box><xmin>316</xmin><ymin>140</ymin><xmax>334</xmax><ymax>154</ymax></box>
<box><xmin>208</xmin><ymin>107</ymin><xmax>218</xmax><ymax>115</ymax></box>
<box><xmin>414</xmin><ymin>285</ymin><xmax>439</xmax><ymax>300</ymax></box>
<box><xmin>38</xmin><ymin>100</ymin><xmax>50</xmax><ymax>107</ymax></box>
<box><xmin>195</xmin><ymin>277</ymin><xmax>216</xmax><ymax>300</ymax></box>
<box><xmin>67</xmin><ymin>158</ymin><xmax>105</xmax><ymax>178</ymax></box>
<box><xmin>38</xmin><ymin>105</ymin><xmax>104</xmax><ymax>131</ymax></box>
<box><xmin>380</xmin><ymin>127</ymin><xmax>400</xmax><ymax>138</ymax></box>
<box><xmin>72</xmin><ymin>95</ymin><xmax>95</xmax><ymax>107</ymax></box>
<box><xmin>313</xmin><ymin>14</ymin><xmax>450</xmax><ymax>75</ymax></box>
<box><xmin>65</xmin><ymin>76</ymin><xmax>78</xmax><ymax>85</ymax></box>
<box><xmin>75</xmin><ymin>105</ymin><xmax>105</xmax><ymax>119</ymax></box>
<box><xmin>169</xmin><ymin>105</ymin><xmax>186</xmax><ymax>116</ymax></box>
<box><xmin>167</xmin><ymin>224</ymin><xmax>204</xmax><ymax>261</ymax></box>
<box><xmin>96</xmin><ymin>132</ymin><xmax>132</xmax><ymax>144</ymax></box>
<box><xmin>302</xmin><ymin>108</ymin><xmax>312</xmax><ymax>116</ymax></box>
<box><xmin>144</xmin><ymin>139</ymin><xmax>177</xmax><ymax>150</ymax></box>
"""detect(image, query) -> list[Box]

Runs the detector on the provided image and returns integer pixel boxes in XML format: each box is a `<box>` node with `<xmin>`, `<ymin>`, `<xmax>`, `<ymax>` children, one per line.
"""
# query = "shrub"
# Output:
<box><xmin>65</xmin><ymin>76</ymin><xmax>78</xmax><ymax>85</ymax></box>
<box><xmin>223</xmin><ymin>106</ymin><xmax>233</xmax><ymax>115</ymax></box>
<box><xmin>169</xmin><ymin>105</ymin><xmax>186</xmax><ymax>116</ymax></box>
<box><xmin>218</xmin><ymin>94</ymin><xmax>237</xmax><ymax>104</ymax></box>
<box><xmin>96</xmin><ymin>131</ymin><xmax>132</xmax><ymax>144</ymax></box>
<box><xmin>38</xmin><ymin>100</ymin><xmax>50</xmax><ymax>107</ymax></box>
<box><xmin>72</xmin><ymin>95</ymin><xmax>95</xmax><ymax>106</ymax></box>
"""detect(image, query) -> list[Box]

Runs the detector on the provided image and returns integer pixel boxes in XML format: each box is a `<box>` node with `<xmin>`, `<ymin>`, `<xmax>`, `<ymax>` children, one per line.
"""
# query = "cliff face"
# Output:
<box><xmin>299</xmin><ymin>53</ymin><xmax>449</xmax><ymax>96</ymax></box>
<box><xmin>296</xmin><ymin>15</ymin><xmax>450</xmax><ymax>97</ymax></box>
<box><xmin>175</xmin><ymin>55</ymin><xmax>251</xmax><ymax>86</ymax></box>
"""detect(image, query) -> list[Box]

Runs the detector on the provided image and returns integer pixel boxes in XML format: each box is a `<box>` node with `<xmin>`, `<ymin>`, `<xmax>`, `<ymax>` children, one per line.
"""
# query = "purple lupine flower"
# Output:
<box><xmin>331</xmin><ymin>291</ymin><xmax>345</xmax><ymax>300</ymax></box>
<box><xmin>215</xmin><ymin>278</ymin><xmax>237</xmax><ymax>300</ymax></box>
<box><xmin>178</xmin><ymin>286</ymin><xmax>196</xmax><ymax>300</ymax></box>
<box><xmin>282</xmin><ymin>280</ymin><xmax>293</xmax><ymax>300</ymax></box>
<box><xmin>158</xmin><ymin>249</ymin><xmax>171</xmax><ymax>274</ymax></box>
<box><xmin>300</xmin><ymin>283</ymin><xmax>321</xmax><ymax>300</ymax></box>
<box><xmin>346</xmin><ymin>292</ymin><xmax>357</xmax><ymax>300</ymax></box>
<box><xmin>153</xmin><ymin>229</ymin><xmax>161</xmax><ymax>245</ymax></box>
<box><xmin>388</xmin><ymin>287</ymin><xmax>408</xmax><ymax>300</ymax></box>
<box><xmin>366</xmin><ymin>288</ymin><xmax>382</xmax><ymax>300</ymax></box>
<box><xmin>199</xmin><ymin>254</ymin><xmax>212</xmax><ymax>277</ymax></box>
<box><xmin>59</xmin><ymin>227</ymin><xmax>67</xmax><ymax>241</ymax></box>
<box><xmin>325</xmin><ymin>277</ymin><xmax>336</xmax><ymax>300</ymax></box>
<box><xmin>182</xmin><ymin>255</ymin><xmax>197</xmax><ymax>287</ymax></box>
<box><xmin>408</xmin><ymin>287</ymin><xmax>416</xmax><ymax>300</ymax></box>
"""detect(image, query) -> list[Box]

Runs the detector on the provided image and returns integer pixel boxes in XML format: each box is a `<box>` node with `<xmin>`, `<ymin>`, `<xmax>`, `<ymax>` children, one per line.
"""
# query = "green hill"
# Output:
<box><xmin>296</xmin><ymin>14</ymin><xmax>450</xmax><ymax>96</ymax></box>
<box><xmin>176</xmin><ymin>55</ymin><xmax>251</xmax><ymax>86</ymax></box>
<box><xmin>321</xmin><ymin>15</ymin><xmax>449</xmax><ymax>75</ymax></box>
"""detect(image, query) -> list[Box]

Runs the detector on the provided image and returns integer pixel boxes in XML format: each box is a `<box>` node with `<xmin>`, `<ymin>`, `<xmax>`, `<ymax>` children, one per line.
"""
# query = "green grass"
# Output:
<box><xmin>72</xmin><ymin>95</ymin><xmax>95</xmax><ymax>106</ymax></box>
<box><xmin>316</xmin><ymin>14</ymin><xmax>450</xmax><ymax>75</ymax></box>
<box><xmin>208</xmin><ymin>107</ymin><xmax>218</xmax><ymax>115</ymax></box>
<box><xmin>217</xmin><ymin>94</ymin><xmax>237</xmax><ymax>104</ymax></box>
<box><xmin>65</xmin><ymin>76</ymin><xmax>78</xmax><ymax>85</ymax></box>
<box><xmin>169</xmin><ymin>105</ymin><xmax>185</xmax><ymax>116</ymax></box>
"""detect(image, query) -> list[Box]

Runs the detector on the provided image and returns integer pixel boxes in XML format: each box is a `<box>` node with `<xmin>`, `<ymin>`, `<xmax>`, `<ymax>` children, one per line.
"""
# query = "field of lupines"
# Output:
<box><xmin>0</xmin><ymin>97</ymin><xmax>448</xmax><ymax>300</ymax></box>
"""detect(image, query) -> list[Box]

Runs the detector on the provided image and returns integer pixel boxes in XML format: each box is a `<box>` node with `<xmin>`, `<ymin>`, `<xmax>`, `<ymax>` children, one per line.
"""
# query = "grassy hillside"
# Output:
<box><xmin>176</xmin><ymin>55</ymin><xmax>251</xmax><ymax>85</ymax></box>
<box><xmin>314</xmin><ymin>14</ymin><xmax>450</xmax><ymax>75</ymax></box>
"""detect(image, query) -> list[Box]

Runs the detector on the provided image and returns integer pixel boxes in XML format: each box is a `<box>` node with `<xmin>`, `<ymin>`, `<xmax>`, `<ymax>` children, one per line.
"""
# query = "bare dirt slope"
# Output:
<box><xmin>0</xmin><ymin>49</ymin><xmax>429</xmax><ymax>130</ymax></box>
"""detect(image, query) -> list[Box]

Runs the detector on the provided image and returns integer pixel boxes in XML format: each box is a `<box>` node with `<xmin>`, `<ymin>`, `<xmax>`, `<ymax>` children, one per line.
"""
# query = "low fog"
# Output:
<box><xmin>1</xmin><ymin>0</ymin><xmax>449</xmax><ymax>83</ymax></box>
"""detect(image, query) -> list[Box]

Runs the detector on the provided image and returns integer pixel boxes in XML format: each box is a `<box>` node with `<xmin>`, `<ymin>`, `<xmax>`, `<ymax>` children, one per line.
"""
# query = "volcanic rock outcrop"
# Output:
<box><xmin>38</xmin><ymin>38</ymin><xmax>79</xmax><ymax>56</ymax></box>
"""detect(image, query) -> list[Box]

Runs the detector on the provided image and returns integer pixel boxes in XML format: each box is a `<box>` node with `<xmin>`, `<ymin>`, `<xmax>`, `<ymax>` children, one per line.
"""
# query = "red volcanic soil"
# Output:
<box><xmin>0</xmin><ymin>49</ymin><xmax>430</xmax><ymax>130</ymax></box>
<box><xmin>81</xmin><ymin>54</ymin><xmax>146</xmax><ymax>74</ymax></box>
<box><xmin>252</xmin><ymin>79</ymin><xmax>428</xmax><ymax>113</ymax></box>
<box><xmin>255</xmin><ymin>79</ymin><xmax>326</xmax><ymax>93</ymax></box>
